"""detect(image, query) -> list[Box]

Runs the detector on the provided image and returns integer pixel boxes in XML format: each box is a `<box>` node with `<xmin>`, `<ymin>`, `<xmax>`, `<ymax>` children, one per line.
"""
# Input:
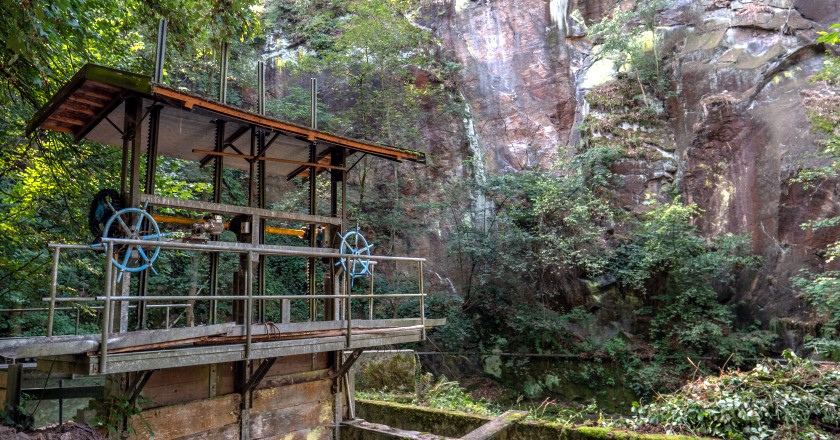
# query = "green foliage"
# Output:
<box><xmin>627</xmin><ymin>351</ymin><xmax>840</xmax><ymax>439</ymax></box>
<box><xmin>588</xmin><ymin>0</ymin><xmax>673</xmax><ymax>100</ymax></box>
<box><xmin>275</xmin><ymin>0</ymin><xmax>440</xmax><ymax>147</ymax></box>
<box><xmin>613</xmin><ymin>201</ymin><xmax>769</xmax><ymax>359</ymax></box>
<box><xmin>817</xmin><ymin>23</ymin><xmax>840</xmax><ymax>45</ymax></box>
<box><xmin>357</xmin><ymin>373</ymin><xmax>499</xmax><ymax>416</ymax></box>
<box><xmin>414</xmin><ymin>373</ymin><xmax>500</xmax><ymax>416</ymax></box>
<box><xmin>0</xmin><ymin>0</ymin><xmax>260</xmax><ymax>336</ymax></box>
<box><xmin>526</xmin><ymin>398</ymin><xmax>601</xmax><ymax>426</ymax></box>
<box><xmin>793</xmin><ymin>24</ymin><xmax>840</xmax><ymax>360</ymax></box>
<box><xmin>359</xmin><ymin>354</ymin><xmax>416</xmax><ymax>393</ymax></box>
<box><xmin>87</xmin><ymin>395</ymin><xmax>153</xmax><ymax>436</ymax></box>
<box><xmin>793</xmin><ymin>267</ymin><xmax>840</xmax><ymax>359</ymax></box>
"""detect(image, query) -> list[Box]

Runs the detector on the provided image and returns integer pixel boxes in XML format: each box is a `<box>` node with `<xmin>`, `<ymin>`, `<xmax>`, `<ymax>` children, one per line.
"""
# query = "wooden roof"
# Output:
<box><xmin>27</xmin><ymin>64</ymin><xmax>425</xmax><ymax>179</ymax></box>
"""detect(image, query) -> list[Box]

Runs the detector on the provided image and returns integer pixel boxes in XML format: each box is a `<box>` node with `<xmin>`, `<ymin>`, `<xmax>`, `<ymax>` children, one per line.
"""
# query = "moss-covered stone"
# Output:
<box><xmin>355</xmin><ymin>400</ymin><xmax>706</xmax><ymax>440</ymax></box>
<box><xmin>356</xmin><ymin>399</ymin><xmax>489</xmax><ymax>438</ymax></box>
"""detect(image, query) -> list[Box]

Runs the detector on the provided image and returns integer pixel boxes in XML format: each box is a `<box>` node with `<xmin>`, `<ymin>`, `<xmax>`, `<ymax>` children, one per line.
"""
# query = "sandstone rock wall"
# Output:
<box><xmin>428</xmin><ymin>0</ymin><xmax>839</xmax><ymax>329</ymax></box>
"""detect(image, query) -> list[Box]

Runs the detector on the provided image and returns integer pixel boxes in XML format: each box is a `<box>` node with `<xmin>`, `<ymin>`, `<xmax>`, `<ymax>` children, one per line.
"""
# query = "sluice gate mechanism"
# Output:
<box><xmin>1</xmin><ymin>61</ymin><xmax>442</xmax><ymax>439</ymax></box>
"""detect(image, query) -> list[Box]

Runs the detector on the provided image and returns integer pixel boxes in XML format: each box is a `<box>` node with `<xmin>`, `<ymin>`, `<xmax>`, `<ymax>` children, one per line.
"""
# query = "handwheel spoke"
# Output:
<box><xmin>131</xmin><ymin>211</ymin><xmax>145</xmax><ymax>232</ymax></box>
<box><xmin>115</xmin><ymin>214</ymin><xmax>133</xmax><ymax>236</ymax></box>
<box><xmin>119</xmin><ymin>245</ymin><xmax>134</xmax><ymax>267</ymax></box>
<box><xmin>136</xmin><ymin>245</ymin><xmax>152</xmax><ymax>263</ymax></box>
<box><xmin>103</xmin><ymin>207</ymin><xmax>161</xmax><ymax>275</ymax></box>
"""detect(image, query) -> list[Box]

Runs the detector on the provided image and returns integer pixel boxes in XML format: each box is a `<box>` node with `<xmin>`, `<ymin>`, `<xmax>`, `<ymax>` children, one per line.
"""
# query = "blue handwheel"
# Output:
<box><xmin>102</xmin><ymin>207</ymin><xmax>161</xmax><ymax>275</ymax></box>
<box><xmin>338</xmin><ymin>229</ymin><xmax>374</xmax><ymax>282</ymax></box>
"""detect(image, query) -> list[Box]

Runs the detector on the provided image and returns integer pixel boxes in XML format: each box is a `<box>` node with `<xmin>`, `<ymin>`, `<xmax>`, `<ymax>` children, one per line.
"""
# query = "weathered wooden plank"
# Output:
<box><xmin>249</xmin><ymin>400</ymin><xmax>333</xmax><ymax>440</ymax></box>
<box><xmin>255</xmin><ymin>425</ymin><xmax>332</xmax><ymax>440</ymax></box>
<box><xmin>40</xmin><ymin>121</ymin><xmax>76</xmax><ymax>133</ymax></box>
<box><xmin>141</xmin><ymin>365</ymin><xmax>210</xmax><ymax>407</ymax></box>
<box><xmin>342</xmin><ymin>419</ymin><xmax>451</xmax><ymax>440</ymax></box>
<box><xmin>460</xmin><ymin>410</ymin><xmax>528</xmax><ymax>440</ymax></box>
<box><xmin>36</xmin><ymin>358</ymin><xmax>90</xmax><ymax>376</ymax></box>
<box><xmin>69</xmin><ymin>331</ymin><xmax>424</xmax><ymax>375</ymax></box>
<box><xmin>0</xmin><ymin>336</ymin><xmax>99</xmax><ymax>359</ymax></box>
<box><xmin>129</xmin><ymin>393</ymin><xmax>240</xmax><ymax>440</ymax></box>
<box><xmin>48</xmin><ymin>113</ymin><xmax>86</xmax><ymax>126</ymax></box>
<box><xmin>216</xmin><ymin>362</ymin><xmax>236</xmax><ymax>396</ymax></box>
<box><xmin>252</xmin><ymin>379</ymin><xmax>331</xmax><ymax>412</ymax></box>
<box><xmin>67</xmin><ymin>95</ymin><xmax>108</xmax><ymax>107</ymax></box>
<box><xmin>174</xmin><ymin>423</ymin><xmax>239</xmax><ymax>440</ymax></box>
<box><xmin>108</xmin><ymin>323</ymin><xmax>236</xmax><ymax>350</ymax></box>
<box><xmin>264</xmin><ymin>353</ymin><xmax>328</xmax><ymax>380</ymax></box>
<box><xmin>0</xmin><ymin>323</ymin><xmax>235</xmax><ymax>359</ymax></box>
<box><xmin>259</xmin><ymin>369</ymin><xmax>332</xmax><ymax>391</ymax></box>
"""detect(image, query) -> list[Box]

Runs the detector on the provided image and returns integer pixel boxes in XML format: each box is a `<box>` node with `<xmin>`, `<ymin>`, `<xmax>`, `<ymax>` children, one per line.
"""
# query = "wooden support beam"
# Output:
<box><xmin>67</xmin><ymin>95</ymin><xmax>108</xmax><ymax>107</ymax></box>
<box><xmin>460</xmin><ymin>410</ymin><xmax>527</xmax><ymax>440</ymax></box>
<box><xmin>243</xmin><ymin>358</ymin><xmax>276</xmax><ymax>393</ymax></box>
<box><xmin>22</xmin><ymin>385</ymin><xmax>103</xmax><ymax>401</ymax></box>
<box><xmin>337</xmin><ymin>349</ymin><xmax>364</xmax><ymax>379</ymax></box>
<box><xmin>76</xmin><ymin>89</ymin><xmax>112</xmax><ymax>101</ymax></box>
<box><xmin>127</xmin><ymin>370</ymin><xmax>155</xmax><ymax>404</ymax></box>
<box><xmin>153</xmin><ymin>86</ymin><xmax>424</xmax><ymax>163</ymax></box>
<box><xmin>192</xmin><ymin>149</ymin><xmax>347</xmax><ymax>171</ymax></box>
<box><xmin>4</xmin><ymin>364</ymin><xmax>22</xmax><ymax>412</ymax></box>
<box><xmin>342</xmin><ymin>419</ymin><xmax>452</xmax><ymax>439</ymax></box>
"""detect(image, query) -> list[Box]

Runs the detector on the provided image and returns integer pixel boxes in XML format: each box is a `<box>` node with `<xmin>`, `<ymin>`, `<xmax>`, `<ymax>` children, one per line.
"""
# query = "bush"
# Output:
<box><xmin>627</xmin><ymin>350</ymin><xmax>840</xmax><ymax>439</ymax></box>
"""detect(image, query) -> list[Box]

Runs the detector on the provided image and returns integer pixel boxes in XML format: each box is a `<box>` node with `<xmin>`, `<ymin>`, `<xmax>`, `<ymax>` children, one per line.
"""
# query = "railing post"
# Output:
<box><xmin>368</xmin><ymin>262</ymin><xmax>375</xmax><ymax>320</ymax></box>
<box><xmin>419</xmin><ymin>260</ymin><xmax>425</xmax><ymax>341</ymax></box>
<box><xmin>345</xmin><ymin>259</ymin><xmax>352</xmax><ymax>348</ymax></box>
<box><xmin>245</xmin><ymin>251</ymin><xmax>254</xmax><ymax>359</ymax></box>
<box><xmin>100</xmin><ymin>243</ymin><xmax>114</xmax><ymax>374</ymax></box>
<box><xmin>47</xmin><ymin>246</ymin><xmax>61</xmax><ymax>337</ymax></box>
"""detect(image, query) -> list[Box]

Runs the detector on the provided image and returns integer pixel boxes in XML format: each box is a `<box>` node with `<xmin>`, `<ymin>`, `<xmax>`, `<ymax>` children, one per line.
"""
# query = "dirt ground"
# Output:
<box><xmin>0</xmin><ymin>422</ymin><xmax>103</xmax><ymax>440</ymax></box>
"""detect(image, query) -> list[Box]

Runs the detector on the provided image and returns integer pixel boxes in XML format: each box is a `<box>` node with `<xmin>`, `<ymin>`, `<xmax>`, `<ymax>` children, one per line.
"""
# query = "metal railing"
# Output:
<box><xmin>44</xmin><ymin>238</ymin><xmax>426</xmax><ymax>374</ymax></box>
<box><xmin>0</xmin><ymin>304</ymin><xmax>189</xmax><ymax>336</ymax></box>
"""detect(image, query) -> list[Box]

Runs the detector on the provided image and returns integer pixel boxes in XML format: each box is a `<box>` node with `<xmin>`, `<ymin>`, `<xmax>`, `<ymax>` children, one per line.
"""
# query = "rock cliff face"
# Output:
<box><xmin>426</xmin><ymin>0</ymin><xmax>839</xmax><ymax>330</ymax></box>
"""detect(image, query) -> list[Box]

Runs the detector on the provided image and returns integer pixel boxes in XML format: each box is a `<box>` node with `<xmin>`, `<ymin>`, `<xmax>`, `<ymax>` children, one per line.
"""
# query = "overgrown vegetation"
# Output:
<box><xmin>431</xmin><ymin>141</ymin><xmax>769</xmax><ymax>397</ymax></box>
<box><xmin>588</xmin><ymin>0</ymin><xmax>673</xmax><ymax>103</ymax></box>
<box><xmin>0</xmin><ymin>0</ymin><xmax>260</xmax><ymax>336</ymax></box>
<box><xmin>358</xmin><ymin>372</ymin><xmax>500</xmax><ymax>417</ymax></box>
<box><xmin>625</xmin><ymin>351</ymin><xmax>840</xmax><ymax>439</ymax></box>
<box><xmin>792</xmin><ymin>24</ymin><xmax>840</xmax><ymax>360</ymax></box>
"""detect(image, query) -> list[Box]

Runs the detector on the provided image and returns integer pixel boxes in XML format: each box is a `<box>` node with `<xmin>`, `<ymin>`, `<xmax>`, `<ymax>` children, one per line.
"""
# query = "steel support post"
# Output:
<box><xmin>137</xmin><ymin>104</ymin><xmax>162</xmax><ymax>330</ymax></box>
<box><xmin>419</xmin><ymin>261</ymin><xmax>425</xmax><ymax>340</ymax></box>
<box><xmin>209</xmin><ymin>120</ymin><xmax>226</xmax><ymax>324</ymax></box>
<box><xmin>258</xmin><ymin>129</ymin><xmax>267</xmax><ymax>321</ymax></box>
<box><xmin>153</xmin><ymin>19</ymin><xmax>167</xmax><ymax>84</ymax></box>
<box><xmin>345</xmin><ymin>262</ymin><xmax>352</xmax><ymax>348</ymax></box>
<box><xmin>47</xmin><ymin>246</ymin><xmax>60</xmax><ymax>336</ymax></box>
<box><xmin>101</xmin><ymin>243</ymin><xmax>114</xmax><ymax>374</ymax></box>
<box><xmin>246</xmin><ymin>251</ymin><xmax>253</xmax><ymax>360</ymax></box>
<box><xmin>126</xmin><ymin>98</ymin><xmax>143</xmax><ymax>208</ymax></box>
<box><xmin>308</xmin><ymin>141</ymin><xmax>317</xmax><ymax>321</ymax></box>
<box><xmin>309</xmin><ymin>78</ymin><xmax>318</xmax><ymax>322</ymax></box>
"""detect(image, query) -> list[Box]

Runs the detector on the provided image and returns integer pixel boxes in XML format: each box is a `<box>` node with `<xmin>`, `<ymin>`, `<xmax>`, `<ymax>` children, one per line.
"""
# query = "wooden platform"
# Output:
<box><xmin>1</xmin><ymin>318</ymin><xmax>443</xmax><ymax>376</ymax></box>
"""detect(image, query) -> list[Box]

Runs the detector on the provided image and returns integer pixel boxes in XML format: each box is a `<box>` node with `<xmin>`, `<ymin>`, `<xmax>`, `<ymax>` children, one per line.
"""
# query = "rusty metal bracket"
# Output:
<box><xmin>127</xmin><ymin>370</ymin><xmax>155</xmax><ymax>404</ymax></box>
<box><xmin>243</xmin><ymin>357</ymin><xmax>277</xmax><ymax>393</ymax></box>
